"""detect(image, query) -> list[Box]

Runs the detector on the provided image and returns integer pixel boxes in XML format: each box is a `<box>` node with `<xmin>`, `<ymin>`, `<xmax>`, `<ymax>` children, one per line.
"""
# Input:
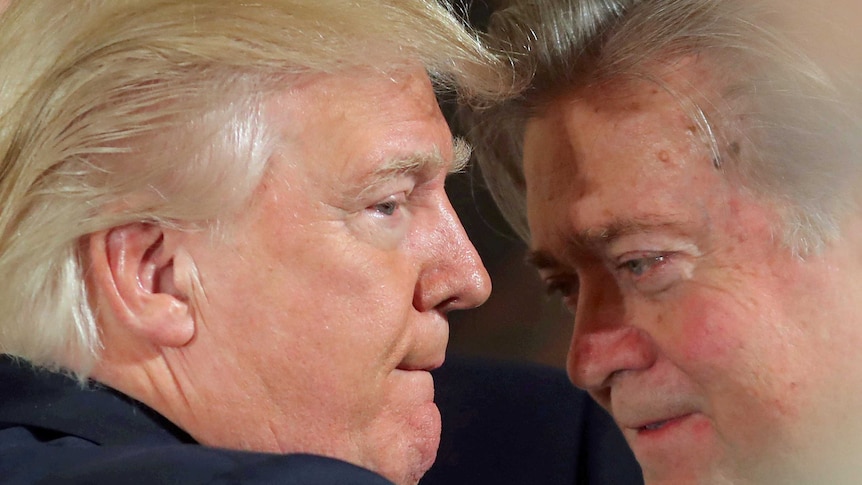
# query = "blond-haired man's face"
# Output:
<box><xmin>151</xmin><ymin>67</ymin><xmax>490</xmax><ymax>485</ymax></box>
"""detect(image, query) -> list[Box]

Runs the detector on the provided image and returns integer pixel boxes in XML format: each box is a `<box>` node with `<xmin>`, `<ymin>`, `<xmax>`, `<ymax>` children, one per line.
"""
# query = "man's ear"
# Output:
<box><xmin>87</xmin><ymin>223</ymin><xmax>195</xmax><ymax>348</ymax></box>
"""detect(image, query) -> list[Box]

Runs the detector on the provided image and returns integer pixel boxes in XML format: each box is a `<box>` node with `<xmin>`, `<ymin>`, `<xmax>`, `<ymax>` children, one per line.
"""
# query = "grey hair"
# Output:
<box><xmin>0</xmin><ymin>0</ymin><xmax>508</xmax><ymax>375</ymax></box>
<box><xmin>465</xmin><ymin>0</ymin><xmax>862</xmax><ymax>254</ymax></box>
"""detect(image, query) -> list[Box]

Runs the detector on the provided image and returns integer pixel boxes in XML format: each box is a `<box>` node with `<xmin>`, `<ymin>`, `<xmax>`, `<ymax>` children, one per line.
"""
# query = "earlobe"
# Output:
<box><xmin>87</xmin><ymin>223</ymin><xmax>195</xmax><ymax>348</ymax></box>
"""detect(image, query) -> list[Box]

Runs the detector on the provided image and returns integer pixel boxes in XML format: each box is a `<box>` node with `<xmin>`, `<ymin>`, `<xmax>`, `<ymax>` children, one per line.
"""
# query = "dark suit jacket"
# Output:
<box><xmin>0</xmin><ymin>356</ymin><xmax>395</xmax><ymax>485</ymax></box>
<box><xmin>426</xmin><ymin>356</ymin><xmax>642</xmax><ymax>485</ymax></box>
<box><xmin>0</xmin><ymin>355</ymin><xmax>641</xmax><ymax>484</ymax></box>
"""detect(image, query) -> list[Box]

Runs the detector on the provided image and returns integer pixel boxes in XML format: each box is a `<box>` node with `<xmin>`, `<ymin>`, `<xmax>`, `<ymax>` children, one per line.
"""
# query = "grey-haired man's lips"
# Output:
<box><xmin>636</xmin><ymin>414</ymin><xmax>692</xmax><ymax>432</ymax></box>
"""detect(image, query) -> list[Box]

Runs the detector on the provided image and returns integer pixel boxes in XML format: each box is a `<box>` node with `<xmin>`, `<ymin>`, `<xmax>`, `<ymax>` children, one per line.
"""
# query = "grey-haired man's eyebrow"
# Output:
<box><xmin>526</xmin><ymin>218</ymin><xmax>696</xmax><ymax>269</ymax></box>
<box><xmin>525</xmin><ymin>249</ymin><xmax>562</xmax><ymax>270</ymax></box>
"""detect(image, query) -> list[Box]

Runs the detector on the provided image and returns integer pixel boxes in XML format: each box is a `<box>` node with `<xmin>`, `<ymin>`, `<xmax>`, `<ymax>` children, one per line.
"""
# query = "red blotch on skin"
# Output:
<box><xmin>690</xmin><ymin>415</ymin><xmax>712</xmax><ymax>437</ymax></box>
<box><xmin>672</xmin><ymin>294</ymin><xmax>740</xmax><ymax>374</ymax></box>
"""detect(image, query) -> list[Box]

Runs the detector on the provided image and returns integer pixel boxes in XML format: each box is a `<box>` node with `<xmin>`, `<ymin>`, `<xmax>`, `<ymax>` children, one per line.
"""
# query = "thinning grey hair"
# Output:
<box><xmin>465</xmin><ymin>0</ymin><xmax>862</xmax><ymax>253</ymax></box>
<box><xmin>0</xmin><ymin>0</ymin><xmax>508</xmax><ymax>375</ymax></box>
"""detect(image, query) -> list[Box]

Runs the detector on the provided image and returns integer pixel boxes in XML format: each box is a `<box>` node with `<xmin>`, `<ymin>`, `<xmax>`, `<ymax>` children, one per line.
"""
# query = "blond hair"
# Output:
<box><xmin>466</xmin><ymin>0</ymin><xmax>862</xmax><ymax>253</ymax></box>
<box><xmin>0</xmin><ymin>0</ymin><xmax>506</xmax><ymax>374</ymax></box>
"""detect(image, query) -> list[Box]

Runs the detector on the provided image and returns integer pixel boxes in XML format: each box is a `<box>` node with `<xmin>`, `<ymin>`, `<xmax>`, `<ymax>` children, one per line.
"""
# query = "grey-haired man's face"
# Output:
<box><xmin>522</xmin><ymin>59</ymin><xmax>862</xmax><ymax>484</ymax></box>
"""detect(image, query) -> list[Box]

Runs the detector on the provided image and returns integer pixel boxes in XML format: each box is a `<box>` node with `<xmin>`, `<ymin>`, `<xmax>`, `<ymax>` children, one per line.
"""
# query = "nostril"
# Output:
<box><xmin>588</xmin><ymin>387</ymin><xmax>613</xmax><ymax>411</ymax></box>
<box><xmin>436</xmin><ymin>296</ymin><xmax>459</xmax><ymax>313</ymax></box>
<box><xmin>412</xmin><ymin>286</ymin><xmax>457</xmax><ymax>313</ymax></box>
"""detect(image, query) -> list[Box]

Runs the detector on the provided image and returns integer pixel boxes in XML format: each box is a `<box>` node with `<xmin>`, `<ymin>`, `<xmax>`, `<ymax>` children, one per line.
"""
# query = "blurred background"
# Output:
<box><xmin>440</xmin><ymin>0</ymin><xmax>572</xmax><ymax>370</ymax></box>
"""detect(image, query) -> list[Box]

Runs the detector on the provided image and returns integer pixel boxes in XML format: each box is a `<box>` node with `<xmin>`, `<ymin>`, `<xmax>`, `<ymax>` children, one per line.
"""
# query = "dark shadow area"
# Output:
<box><xmin>441</xmin><ymin>0</ymin><xmax>572</xmax><ymax>369</ymax></box>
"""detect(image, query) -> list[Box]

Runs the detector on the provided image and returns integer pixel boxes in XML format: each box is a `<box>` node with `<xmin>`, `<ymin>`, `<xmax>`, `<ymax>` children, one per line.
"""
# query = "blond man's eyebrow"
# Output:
<box><xmin>449</xmin><ymin>137</ymin><xmax>472</xmax><ymax>174</ymax></box>
<box><xmin>372</xmin><ymin>153</ymin><xmax>444</xmax><ymax>178</ymax></box>
<box><xmin>364</xmin><ymin>137</ymin><xmax>471</xmax><ymax>183</ymax></box>
<box><xmin>348</xmin><ymin>142</ymin><xmax>456</xmax><ymax>203</ymax></box>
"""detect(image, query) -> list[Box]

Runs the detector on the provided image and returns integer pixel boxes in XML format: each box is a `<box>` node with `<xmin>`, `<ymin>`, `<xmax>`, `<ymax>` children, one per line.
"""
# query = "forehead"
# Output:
<box><xmin>263</xmin><ymin>66</ymin><xmax>452</xmax><ymax>184</ymax></box>
<box><xmin>274</xmin><ymin>65</ymin><xmax>441</xmax><ymax>122</ymax></box>
<box><xmin>522</xmin><ymin>64</ymin><xmax>724</xmax><ymax>242</ymax></box>
<box><xmin>524</xmin><ymin>86</ymin><xmax>707</xmax><ymax>194</ymax></box>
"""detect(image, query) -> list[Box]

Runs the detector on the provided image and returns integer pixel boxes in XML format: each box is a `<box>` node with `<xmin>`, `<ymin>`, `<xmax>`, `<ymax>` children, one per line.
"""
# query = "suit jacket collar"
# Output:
<box><xmin>0</xmin><ymin>354</ymin><xmax>194</xmax><ymax>446</ymax></box>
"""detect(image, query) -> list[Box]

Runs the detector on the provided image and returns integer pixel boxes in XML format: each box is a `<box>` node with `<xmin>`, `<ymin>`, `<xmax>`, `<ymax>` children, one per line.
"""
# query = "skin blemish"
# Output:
<box><xmin>729</xmin><ymin>141</ymin><xmax>741</xmax><ymax>156</ymax></box>
<box><xmin>658</xmin><ymin>150</ymin><xmax>671</xmax><ymax>163</ymax></box>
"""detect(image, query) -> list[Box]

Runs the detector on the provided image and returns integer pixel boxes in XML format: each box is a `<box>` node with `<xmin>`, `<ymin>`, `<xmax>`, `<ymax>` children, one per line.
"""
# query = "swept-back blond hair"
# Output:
<box><xmin>0</xmin><ymin>0</ymin><xmax>507</xmax><ymax>374</ymax></box>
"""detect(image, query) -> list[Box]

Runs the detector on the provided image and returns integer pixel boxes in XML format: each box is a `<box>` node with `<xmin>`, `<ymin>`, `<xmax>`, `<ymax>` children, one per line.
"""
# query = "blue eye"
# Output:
<box><xmin>369</xmin><ymin>193</ymin><xmax>408</xmax><ymax>218</ymax></box>
<box><xmin>614</xmin><ymin>253</ymin><xmax>689</xmax><ymax>295</ymax></box>
<box><xmin>374</xmin><ymin>199</ymin><xmax>399</xmax><ymax>216</ymax></box>
<box><xmin>621</xmin><ymin>255</ymin><xmax>665</xmax><ymax>276</ymax></box>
